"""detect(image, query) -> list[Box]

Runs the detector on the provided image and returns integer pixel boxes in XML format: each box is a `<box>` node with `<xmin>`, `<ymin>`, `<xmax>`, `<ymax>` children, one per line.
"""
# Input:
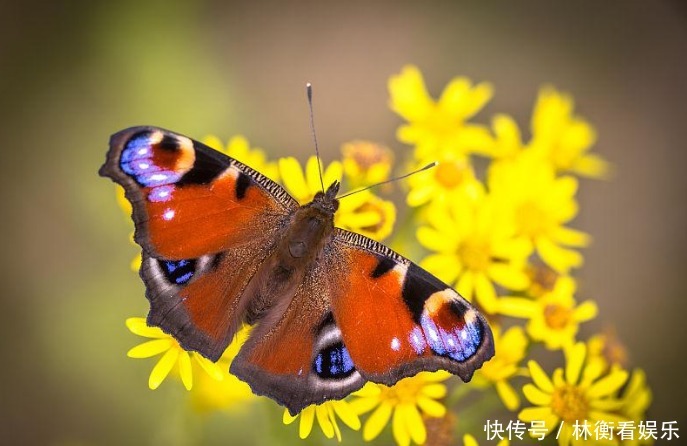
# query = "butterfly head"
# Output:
<box><xmin>311</xmin><ymin>181</ymin><xmax>340</xmax><ymax>214</ymax></box>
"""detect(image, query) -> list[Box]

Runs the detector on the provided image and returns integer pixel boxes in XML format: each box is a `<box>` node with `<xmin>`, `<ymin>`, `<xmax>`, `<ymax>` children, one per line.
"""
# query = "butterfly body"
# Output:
<box><xmin>101</xmin><ymin>126</ymin><xmax>494</xmax><ymax>414</ymax></box>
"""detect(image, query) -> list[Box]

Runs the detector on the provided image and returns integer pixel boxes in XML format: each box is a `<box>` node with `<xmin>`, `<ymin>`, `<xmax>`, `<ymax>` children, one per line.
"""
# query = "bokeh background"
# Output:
<box><xmin>1</xmin><ymin>0</ymin><xmax>686</xmax><ymax>444</ymax></box>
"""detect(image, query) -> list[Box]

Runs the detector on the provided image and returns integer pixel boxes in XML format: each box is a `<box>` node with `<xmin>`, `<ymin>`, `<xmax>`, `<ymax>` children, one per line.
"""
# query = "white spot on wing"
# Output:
<box><xmin>390</xmin><ymin>337</ymin><xmax>401</xmax><ymax>351</ymax></box>
<box><xmin>163</xmin><ymin>209</ymin><xmax>175</xmax><ymax>221</ymax></box>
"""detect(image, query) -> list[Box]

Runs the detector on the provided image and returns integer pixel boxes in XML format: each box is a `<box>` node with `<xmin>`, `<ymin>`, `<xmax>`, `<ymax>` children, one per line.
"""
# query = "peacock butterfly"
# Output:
<box><xmin>100</xmin><ymin>107</ymin><xmax>494</xmax><ymax>415</ymax></box>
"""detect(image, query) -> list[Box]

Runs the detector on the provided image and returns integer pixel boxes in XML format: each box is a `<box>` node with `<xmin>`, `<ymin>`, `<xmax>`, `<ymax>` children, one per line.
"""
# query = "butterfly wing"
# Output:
<box><xmin>330</xmin><ymin>229</ymin><xmax>494</xmax><ymax>384</ymax></box>
<box><xmin>230</xmin><ymin>255</ymin><xmax>365</xmax><ymax>414</ymax></box>
<box><xmin>100</xmin><ymin>126</ymin><xmax>298</xmax><ymax>359</ymax></box>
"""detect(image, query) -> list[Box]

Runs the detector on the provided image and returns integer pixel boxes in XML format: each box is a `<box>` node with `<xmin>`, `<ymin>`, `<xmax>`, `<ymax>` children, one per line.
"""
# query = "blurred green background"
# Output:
<box><xmin>1</xmin><ymin>0</ymin><xmax>685</xmax><ymax>444</ymax></box>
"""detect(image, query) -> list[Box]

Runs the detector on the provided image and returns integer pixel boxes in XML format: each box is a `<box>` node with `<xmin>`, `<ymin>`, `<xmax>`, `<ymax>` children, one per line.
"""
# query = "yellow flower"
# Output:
<box><xmin>279</xmin><ymin>156</ymin><xmax>396</xmax><ymax>240</ymax></box>
<box><xmin>529</xmin><ymin>87</ymin><xmax>610</xmax><ymax>179</ymax></box>
<box><xmin>519</xmin><ymin>343</ymin><xmax>629</xmax><ymax>445</ymax></box>
<box><xmin>406</xmin><ymin>153</ymin><xmax>484</xmax><ymax>208</ymax></box>
<box><xmin>189</xmin><ymin>326</ymin><xmax>255</xmax><ymax>413</ymax></box>
<box><xmin>203</xmin><ymin>134</ymin><xmax>280</xmax><ymax>182</ymax></box>
<box><xmin>473</xmin><ymin>325</ymin><xmax>529</xmax><ymax>410</ymax></box>
<box><xmin>125</xmin><ymin>317</ymin><xmax>225</xmax><ymax>391</ymax></box>
<box><xmin>283</xmin><ymin>400</ymin><xmax>361</xmax><ymax>442</ymax></box>
<box><xmin>498</xmin><ymin>276</ymin><xmax>597</xmax><ymax>350</ymax></box>
<box><xmin>341</xmin><ymin>140</ymin><xmax>394</xmax><ymax>188</ymax></box>
<box><xmin>489</xmin><ymin>153</ymin><xmax>590</xmax><ymax>273</ymax></box>
<box><xmin>464</xmin><ymin>433</ymin><xmax>510</xmax><ymax>446</ymax></box>
<box><xmin>389</xmin><ymin>65</ymin><xmax>493</xmax><ymax>158</ymax></box>
<box><xmin>418</xmin><ymin>195</ymin><xmax>530</xmax><ymax>314</ymax></box>
<box><xmin>351</xmin><ymin>372</ymin><xmax>449</xmax><ymax>446</ymax></box>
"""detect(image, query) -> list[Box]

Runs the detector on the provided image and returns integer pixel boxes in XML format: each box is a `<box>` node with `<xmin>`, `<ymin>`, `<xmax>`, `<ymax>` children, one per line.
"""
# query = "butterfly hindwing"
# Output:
<box><xmin>140</xmin><ymin>238</ymin><xmax>276</xmax><ymax>361</ymax></box>
<box><xmin>100</xmin><ymin>126</ymin><xmax>298</xmax><ymax>359</ymax></box>
<box><xmin>329</xmin><ymin>229</ymin><xmax>495</xmax><ymax>384</ymax></box>
<box><xmin>230</xmin><ymin>258</ymin><xmax>365</xmax><ymax>415</ymax></box>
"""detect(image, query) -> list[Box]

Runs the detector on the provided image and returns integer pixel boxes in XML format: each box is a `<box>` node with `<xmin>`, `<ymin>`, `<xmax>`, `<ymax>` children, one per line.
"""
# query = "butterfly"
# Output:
<box><xmin>100</xmin><ymin>125</ymin><xmax>495</xmax><ymax>415</ymax></box>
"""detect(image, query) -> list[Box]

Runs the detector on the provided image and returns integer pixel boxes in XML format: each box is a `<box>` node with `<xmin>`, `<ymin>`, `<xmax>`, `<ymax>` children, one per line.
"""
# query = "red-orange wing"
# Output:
<box><xmin>100</xmin><ymin>126</ymin><xmax>297</xmax><ymax>259</ymax></box>
<box><xmin>329</xmin><ymin>229</ymin><xmax>495</xmax><ymax>384</ymax></box>
<box><xmin>230</xmin><ymin>258</ymin><xmax>365</xmax><ymax>415</ymax></box>
<box><xmin>100</xmin><ymin>126</ymin><xmax>298</xmax><ymax>359</ymax></box>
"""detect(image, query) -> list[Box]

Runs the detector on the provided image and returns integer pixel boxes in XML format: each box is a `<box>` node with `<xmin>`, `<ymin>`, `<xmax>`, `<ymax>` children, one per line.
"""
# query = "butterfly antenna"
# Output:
<box><xmin>337</xmin><ymin>162</ymin><xmax>438</xmax><ymax>199</ymax></box>
<box><xmin>306</xmin><ymin>82</ymin><xmax>325</xmax><ymax>193</ymax></box>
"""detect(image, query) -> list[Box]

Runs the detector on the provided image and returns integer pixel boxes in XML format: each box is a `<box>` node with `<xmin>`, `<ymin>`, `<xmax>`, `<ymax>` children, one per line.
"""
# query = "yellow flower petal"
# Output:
<box><xmin>475</xmin><ymin>272</ymin><xmax>498</xmax><ymax>313</ymax></box>
<box><xmin>488</xmin><ymin>263</ymin><xmax>530</xmax><ymax>291</ymax></box>
<box><xmin>299</xmin><ymin>406</ymin><xmax>315</xmax><ymax>439</ymax></box>
<box><xmin>420</xmin><ymin>383</ymin><xmax>448</xmax><ymax>399</ymax></box>
<box><xmin>496</xmin><ymin>380</ymin><xmax>520</xmax><ymax>410</ymax></box>
<box><xmin>178</xmin><ymin>351</ymin><xmax>193</xmax><ymax>390</ymax></box>
<box><xmin>283</xmin><ymin>409</ymin><xmax>298</xmax><ymax>425</ymax></box>
<box><xmin>306</xmin><ymin>157</ymin><xmax>325</xmax><ymax>193</ymax></box>
<box><xmin>523</xmin><ymin>383</ymin><xmax>552</xmax><ymax>406</ymax></box>
<box><xmin>589</xmin><ymin>398</ymin><xmax>625</xmax><ymax>411</ymax></box>
<box><xmin>527</xmin><ymin>360</ymin><xmax>554</xmax><ymax>393</ymax></box>
<box><xmin>464</xmin><ymin>433</ymin><xmax>479</xmax><ymax>446</ymax></box>
<box><xmin>573</xmin><ymin>153</ymin><xmax>611</xmax><ymax>179</ymax></box>
<box><xmin>565</xmin><ymin>343</ymin><xmax>586</xmax><ymax>384</ymax></box>
<box><xmin>439</xmin><ymin>77</ymin><xmax>493</xmax><ymax>119</ymax></box>
<box><xmin>417</xmin><ymin>395</ymin><xmax>446</xmax><ymax>418</ymax></box>
<box><xmin>403</xmin><ymin>404</ymin><xmax>427</xmax><ymax>445</ymax></box>
<box><xmin>536</xmin><ymin>237</ymin><xmax>583</xmax><ymax>273</ymax></box>
<box><xmin>363</xmin><ymin>402</ymin><xmax>393</xmax><ymax>441</ymax></box>
<box><xmin>201</xmin><ymin>135</ymin><xmax>223</xmax><ymax>151</ymax></box>
<box><xmin>519</xmin><ymin>406</ymin><xmax>555</xmax><ymax>422</ymax></box>
<box><xmin>332</xmin><ymin>400</ymin><xmax>361</xmax><ymax>430</ymax></box>
<box><xmin>148</xmin><ymin>347</ymin><xmax>179</xmax><ymax>390</ymax></box>
<box><xmin>586</xmin><ymin>368</ymin><xmax>629</xmax><ymax>399</ymax></box>
<box><xmin>322</xmin><ymin>161</ymin><xmax>343</xmax><ymax>190</ymax></box>
<box><xmin>126</xmin><ymin>317</ymin><xmax>166</xmax><ymax>339</ymax></box>
<box><xmin>193</xmin><ymin>354</ymin><xmax>225</xmax><ymax>381</ymax></box>
<box><xmin>498</xmin><ymin>298</ymin><xmax>537</xmax><ymax>318</ymax></box>
<box><xmin>127</xmin><ymin>339</ymin><xmax>173</xmax><ymax>358</ymax></box>
<box><xmin>279</xmin><ymin>157</ymin><xmax>309</xmax><ymax>203</ymax></box>
<box><xmin>574</xmin><ymin>300</ymin><xmax>598</xmax><ymax>322</ymax></box>
<box><xmin>327</xmin><ymin>405</ymin><xmax>342</xmax><ymax>442</ymax></box>
<box><xmin>456</xmin><ymin>272</ymin><xmax>475</xmax><ymax>301</ymax></box>
<box><xmin>392</xmin><ymin>406</ymin><xmax>412</xmax><ymax>446</ymax></box>
<box><xmin>552</xmin><ymin>226</ymin><xmax>590</xmax><ymax>247</ymax></box>
<box><xmin>389</xmin><ymin>65</ymin><xmax>434</xmax><ymax>121</ymax></box>
<box><xmin>315</xmin><ymin>405</ymin><xmax>335</xmax><ymax>439</ymax></box>
<box><xmin>420</xmin><ymin>254</ymin><xmax>462</xmax><ymax>284</ymax></box>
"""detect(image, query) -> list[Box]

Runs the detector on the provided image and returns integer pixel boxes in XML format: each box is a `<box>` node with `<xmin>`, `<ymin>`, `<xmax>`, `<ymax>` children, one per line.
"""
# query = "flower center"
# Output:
<box><xmin>515</xmin><ymin>201</ymin><xmax>549</xmax><ymax>237</ymax></box>
<box><xmin>434</xmin><ymin>160</ymin><xmax>468</xmax><ymax>189</ymax></box>
<box><xmin>551</xmin><ymin>384</ymin><xmax>589</xmax><ymax>422</ymax></box>
<box><xmin>380</xmin><ymin>377</ymin><xmax>423</xmax><ymax>405</ymax></box>
<box><xmin>543</xmin><ymin>304</ymin><xmax>573</xmax><ymax>330</ymax></box>
<box><xmin>458</xmin><ymin>241</ymin><xmax>491</xmax><ymax>271</ymax></box>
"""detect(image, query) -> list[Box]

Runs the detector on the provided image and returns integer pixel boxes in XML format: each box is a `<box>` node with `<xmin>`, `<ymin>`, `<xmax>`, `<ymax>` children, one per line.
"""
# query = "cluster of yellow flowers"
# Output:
<box><xmin>118</xmin><ymin>65</ymin><xmax>651</xmax><ymax>445</ymax></box>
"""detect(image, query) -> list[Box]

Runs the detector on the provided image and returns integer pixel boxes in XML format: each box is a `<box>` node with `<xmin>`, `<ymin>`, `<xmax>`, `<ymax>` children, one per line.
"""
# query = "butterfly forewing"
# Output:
<box><xmin>100</xmin><ymin>127</ymin><xmax>296</xmax><ymax>359</ymax></box>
